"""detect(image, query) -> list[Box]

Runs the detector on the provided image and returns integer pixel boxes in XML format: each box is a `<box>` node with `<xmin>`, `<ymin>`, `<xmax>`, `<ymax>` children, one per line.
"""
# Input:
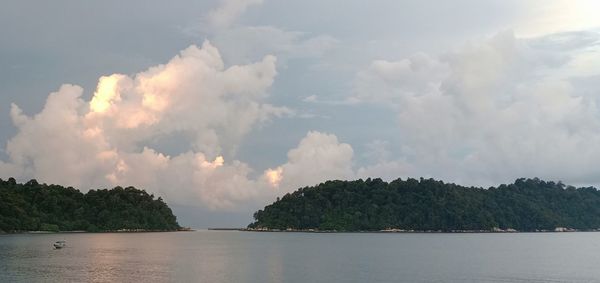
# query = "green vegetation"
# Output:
<box><xmin>249</xmin><ymin>178</ymin><xmax>600</xmax><ymax>232</ymax></box>
<box><xmin>0</xmin><ymin>178</ymin><xmax>180</xmax><ymax>233</ymax></box>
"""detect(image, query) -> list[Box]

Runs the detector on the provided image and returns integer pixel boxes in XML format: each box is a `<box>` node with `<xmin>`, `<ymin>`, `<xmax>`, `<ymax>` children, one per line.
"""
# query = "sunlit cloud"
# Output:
<box><xmin>264</xmin><ymin>167</ymin><xmax>282</xmax><ymax>188</ymax></box>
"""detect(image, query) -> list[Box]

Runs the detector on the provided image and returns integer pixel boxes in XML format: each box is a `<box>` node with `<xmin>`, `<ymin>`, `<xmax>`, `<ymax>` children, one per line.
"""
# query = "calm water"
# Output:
<box><xmin>1</xmin><ymin>231</ymin><xmax>600</xmax><ymax>282</ymax></box>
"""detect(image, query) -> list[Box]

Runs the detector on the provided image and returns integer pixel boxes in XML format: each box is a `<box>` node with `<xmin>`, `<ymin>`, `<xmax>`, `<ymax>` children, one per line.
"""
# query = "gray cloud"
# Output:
<box><xmin>206</xmin><ymin>0</ymin><xmax>264</xmax><ymax>29</ymax></box>
<box><xmin>354</xmin><ymin>31</ymin><xmax>600</xmax><ymax>186</ymax></box>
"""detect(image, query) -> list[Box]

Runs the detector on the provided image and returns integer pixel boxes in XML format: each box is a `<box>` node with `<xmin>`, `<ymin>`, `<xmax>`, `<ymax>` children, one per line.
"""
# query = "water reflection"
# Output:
<box><xmin>2</xmin><ymin>231</ymin><xmax>600</xmax><ymax>283</ymax></box>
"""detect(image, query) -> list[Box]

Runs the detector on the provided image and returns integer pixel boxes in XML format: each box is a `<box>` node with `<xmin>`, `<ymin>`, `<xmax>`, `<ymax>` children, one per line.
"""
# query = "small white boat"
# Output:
<box><xmin>53</xmin><ymin>241</ymin><xmax>66</xmax><ymax>249</ymax></box>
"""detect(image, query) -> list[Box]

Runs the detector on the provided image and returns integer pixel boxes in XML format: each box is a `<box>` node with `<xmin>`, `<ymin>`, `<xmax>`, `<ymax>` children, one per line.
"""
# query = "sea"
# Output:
<box><xmin>1</xmin><ymin>231</ymin><xmax>600</xmax><ymax>282</ymax></box>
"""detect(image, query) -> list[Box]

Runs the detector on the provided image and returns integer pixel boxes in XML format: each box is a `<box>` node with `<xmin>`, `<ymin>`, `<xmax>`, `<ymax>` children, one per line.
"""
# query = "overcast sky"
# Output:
<box><xmin>2</xmin><ymin>0</ymin><xmax>600</xmax><ymax>227</ymax></box>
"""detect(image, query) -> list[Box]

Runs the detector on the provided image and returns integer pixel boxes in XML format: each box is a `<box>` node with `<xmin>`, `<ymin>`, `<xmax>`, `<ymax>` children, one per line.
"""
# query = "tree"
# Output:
<box><xmin>249</xmin><ymin>178</ymin><xmax>600</xmax><ymax>232</ymax></box>
<box><xmin>0</xmin><ymin>178</ymin><xmax>180</xmax><ymax>232</ymax></box>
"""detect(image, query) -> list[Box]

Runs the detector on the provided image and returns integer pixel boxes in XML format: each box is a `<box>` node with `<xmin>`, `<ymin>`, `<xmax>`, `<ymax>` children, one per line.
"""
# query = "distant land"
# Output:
<box><xmin>0</xmin><ymin>178</ymin><xmax>180</xmax><ymax>233</ymax></box>
<box><xmin>248</xmin><ymin>178</ymin><xmax>600</xmax><ymax>232</ymax></box>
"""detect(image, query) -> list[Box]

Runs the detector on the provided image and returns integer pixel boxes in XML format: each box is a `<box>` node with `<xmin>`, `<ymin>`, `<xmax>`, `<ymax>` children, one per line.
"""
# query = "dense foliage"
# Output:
<box><xmin>249</xmin><ymin>178</ymin><xmax>600</xmax><ymax>231</ymax></box>
<box><xmin>0</xmin><ymin>178</ymin><xmax>180</xmax><ymax>233</ymax></box>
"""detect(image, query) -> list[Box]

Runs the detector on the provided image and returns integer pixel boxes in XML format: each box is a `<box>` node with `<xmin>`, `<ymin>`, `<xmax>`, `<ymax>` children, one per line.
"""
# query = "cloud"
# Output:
<box><xmin>354</xmin><ymin>30</ymin><xmax>600</xmax><ymax>186</ymax></box>
<box><xmin>86</xmin><ymin>42</ymin><xmax>289</xmax><ymax>158</ymax></box>
<box><xmin>300</xmin><ymin>94</ymin><xmax>360</xmax><ymax>106</ymax></box>
<box><xmin>0</xmin><ymin>41</ymin><xmax>295</xmax><ymax>210</ymax></box>
<box><xmin>263</xmin><ymin>133</ymin><xmax>413</xmax><ymax>191</ymax></box>
<box><xmin>302</xmin><ymin>95</ymin><xmax>318</xmax><ymax>103</ymax></box>
<box><xmin>264</xmin><ymin>131</ymin><xmax>355</xmax><ymax>191</ymax></box>
<box><xmin>206</xmin><ymin>0</ymin><xmax>264</xmax><ymax>29</ymax></box>
<box><xmin>0</xmin><ymin>39</ymin><xmax>366</xmax><ymax>211</ymax></box>
<box><xmin>183</xmin><ymin>2</ymin><xmax>339</xmax><ymax>65</ymax></box>
<box><xmin>175</xmin><ymin>0</ymin><xmax>342</xmax><ymax>96</ymax></box>
<box><xmin>207</xmin><ymin>26</ymin><xmax>339</xmax><ymax>65</ymax></box>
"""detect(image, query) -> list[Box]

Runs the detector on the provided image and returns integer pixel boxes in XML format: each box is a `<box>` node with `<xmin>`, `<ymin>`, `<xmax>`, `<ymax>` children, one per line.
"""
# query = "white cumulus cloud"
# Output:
<box><xmin>0</xmin><ymin>41</ymin><xmax>295</xmax><ymax>210</ymax></box>
<box><xmin>264</xmin><ymin>131</ymin><xmax>355</xmax><ymax>191</ymax></box>
<box><xmin>0</xmin><ymin>40</ymin><xmax>372</xmax><ymax>211</ymax></box>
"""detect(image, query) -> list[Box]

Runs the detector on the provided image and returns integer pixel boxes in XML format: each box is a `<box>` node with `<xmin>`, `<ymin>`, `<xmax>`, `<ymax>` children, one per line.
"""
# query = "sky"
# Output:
<box><xmin>2</xmin><ymin>0</ymin><xmax>600</xmax><ymax>227</ymax></box>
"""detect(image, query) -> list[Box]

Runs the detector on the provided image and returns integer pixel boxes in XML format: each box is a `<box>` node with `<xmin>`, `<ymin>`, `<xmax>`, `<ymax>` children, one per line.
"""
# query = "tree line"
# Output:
<box><xmin>249</xmin><ymin>177</ymin><xmax>600</xmax><ymax>231</ymax></box>
<box><xmin>0</xmin><ymin>178</ymin><xmax>180</xmax><ymax>233</ymax></box>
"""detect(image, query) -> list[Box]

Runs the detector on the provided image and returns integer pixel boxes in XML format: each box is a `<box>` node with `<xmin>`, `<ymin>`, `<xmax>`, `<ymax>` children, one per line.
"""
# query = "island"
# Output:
<box><xmin>248</xmin><ymin>178</ymin><xmax>600</xmax><ymax>232</ymax></box>
<box><xmin>0</xmin><ymin>178</ymin><xmax>180</xmax><ymax>233</ymax></box>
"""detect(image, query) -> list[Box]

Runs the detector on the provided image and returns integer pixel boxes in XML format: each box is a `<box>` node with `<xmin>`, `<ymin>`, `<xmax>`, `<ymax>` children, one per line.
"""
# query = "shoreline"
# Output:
<box><xmin>4</xmin><ymin>228</ymin><xmax>592</xmax><ymax>235</ymax></box>
<box><xmin>0</xmin><ymin>228</ymin><xmax>196</xmax><ymax>235</ymax></box>
<box><xmin>206</xmin><ymin>227</ymin><xmax>591</xmax><ymax>234</ymax></box>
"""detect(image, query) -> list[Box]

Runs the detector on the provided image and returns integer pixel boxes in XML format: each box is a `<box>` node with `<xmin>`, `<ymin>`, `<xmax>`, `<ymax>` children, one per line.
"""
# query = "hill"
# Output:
<box><xmin>0</xmin><ymin>178</ymin><xmax>180</xmax><ymax>233</ymax></box>
<box><xmin>249</xmin><ymin>178</ymin><xmax>600</xmax><ymax>232</ymax></box>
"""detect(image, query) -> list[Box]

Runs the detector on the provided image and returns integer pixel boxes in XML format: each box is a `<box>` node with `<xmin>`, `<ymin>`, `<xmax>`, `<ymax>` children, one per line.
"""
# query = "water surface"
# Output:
<box><xmin>1</xmin><ymin>231</ymin><xmax>600</xmax><ymax>282</ymax></box>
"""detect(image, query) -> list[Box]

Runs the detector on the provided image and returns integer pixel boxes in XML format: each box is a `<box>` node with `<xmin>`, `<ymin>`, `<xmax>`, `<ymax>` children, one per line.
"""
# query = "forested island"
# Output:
<box><xmin>0</xmin><ymin>178</ymin><xmax>180</xmax><ymax>233</ymax></box>
<box><xmin>249</xmin><ymin>178</ymin><xmax>600</xmax><ymax>232</ymax></box>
